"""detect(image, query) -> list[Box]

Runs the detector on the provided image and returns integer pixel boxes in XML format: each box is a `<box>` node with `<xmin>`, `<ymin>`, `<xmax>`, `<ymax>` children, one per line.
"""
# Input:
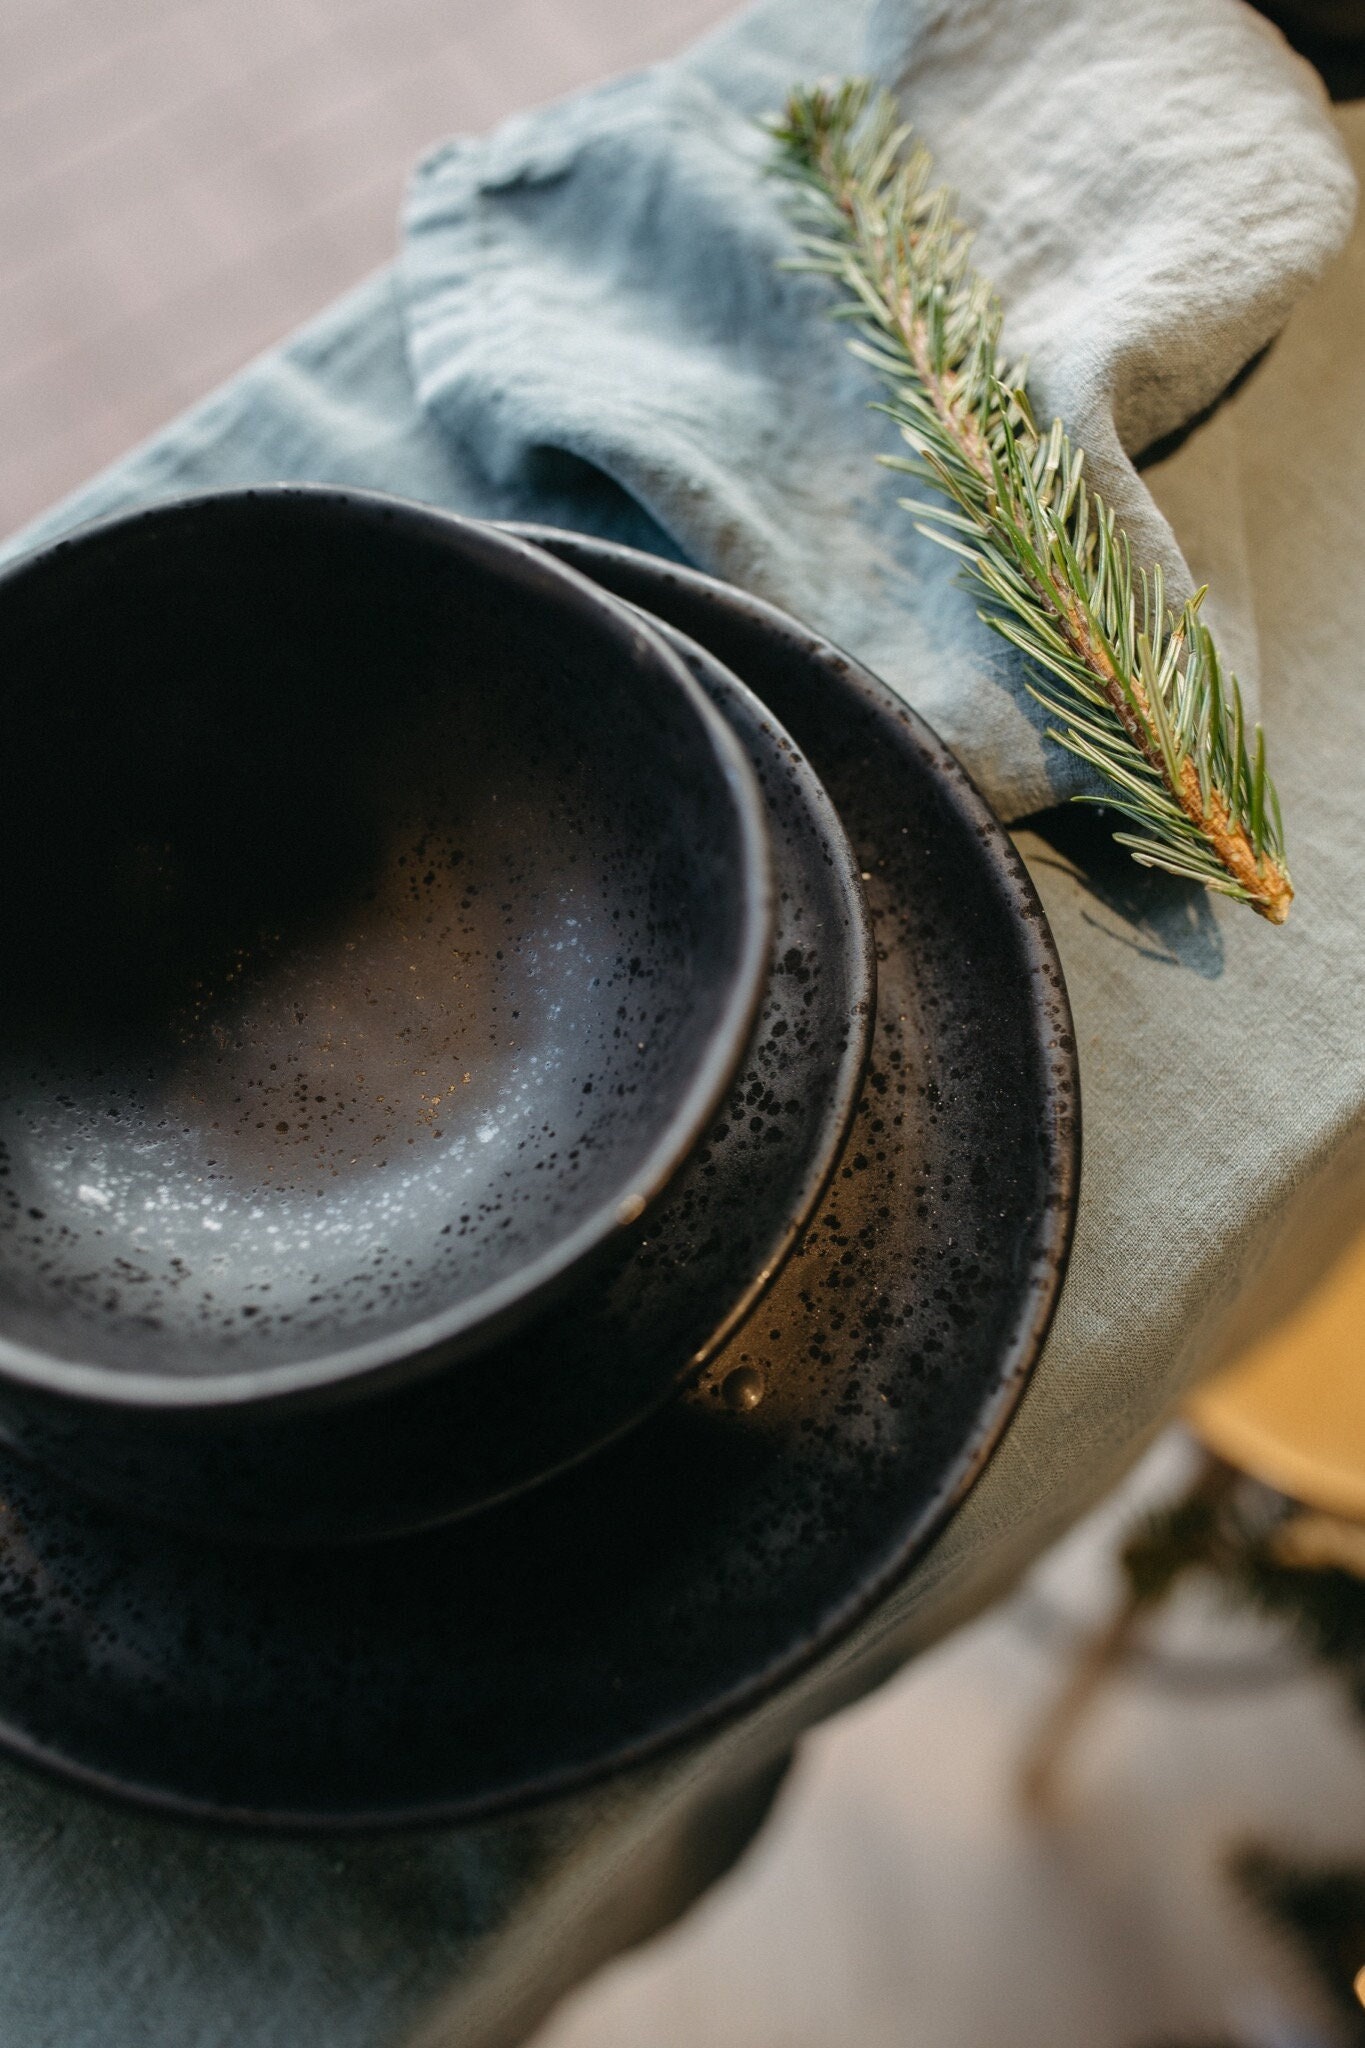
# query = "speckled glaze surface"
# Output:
<box><xmin>0</xmin><ymin>536</ymin><xmax>1077</xmax><ymax>1825</ymax></box>
<box><xmin>33</xmin><ymin>606</ymin><xmax>875</xmax><ymax>1544</ymax></box>
<box><xmin>0</xmin><ymin>490</ymin><xmax>773</xmax><ymax>1525</ymax></box>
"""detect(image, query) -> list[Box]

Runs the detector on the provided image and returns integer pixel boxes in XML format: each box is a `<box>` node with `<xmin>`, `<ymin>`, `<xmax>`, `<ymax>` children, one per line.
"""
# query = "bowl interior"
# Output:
<box><xmin>0</xmin><ymin>492</ymin><xmax>763</xmax><ymax>1389</ymax></box>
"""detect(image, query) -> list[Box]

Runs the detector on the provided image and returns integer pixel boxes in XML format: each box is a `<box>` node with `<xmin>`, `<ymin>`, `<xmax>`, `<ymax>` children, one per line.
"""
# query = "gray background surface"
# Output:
<box><xmin>0</xmin><ymin>0</ymin><xmax>734</xmax><ymax>537</ymax></box>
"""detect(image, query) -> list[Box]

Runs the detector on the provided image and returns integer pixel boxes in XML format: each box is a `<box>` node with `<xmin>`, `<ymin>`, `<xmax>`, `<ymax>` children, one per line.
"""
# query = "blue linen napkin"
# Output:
<box><xmin>399</xmin><ymin>0</ymin><xmax>1353</xmax><ymax>819</ymax></box>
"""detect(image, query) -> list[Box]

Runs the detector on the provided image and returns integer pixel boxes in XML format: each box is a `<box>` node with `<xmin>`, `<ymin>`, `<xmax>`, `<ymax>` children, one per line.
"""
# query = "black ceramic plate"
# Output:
<box><xmin>0</xmin><ymin>539</ymin><xmax>1078</xmax><ymax>1825</ymax></box>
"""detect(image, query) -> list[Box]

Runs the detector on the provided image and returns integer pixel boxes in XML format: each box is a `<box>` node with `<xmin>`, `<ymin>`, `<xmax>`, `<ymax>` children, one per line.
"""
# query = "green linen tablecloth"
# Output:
<box><xmin>1</xmin><ymin>1</ymin><xmax>1363</xmax><ymax>2041</ymax></box>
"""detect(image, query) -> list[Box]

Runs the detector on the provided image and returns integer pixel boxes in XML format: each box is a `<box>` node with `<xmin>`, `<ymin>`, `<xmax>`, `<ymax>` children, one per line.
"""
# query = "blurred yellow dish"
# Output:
<box><xmin>1186</xmin><ymin>1224</ymin><xmax>1365</xmax><ymax>1520</ymax></box>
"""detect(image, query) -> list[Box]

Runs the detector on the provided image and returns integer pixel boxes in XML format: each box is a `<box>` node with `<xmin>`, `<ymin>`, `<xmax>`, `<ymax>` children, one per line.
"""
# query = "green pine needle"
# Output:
<box><xmin>768</xmin><ymin>80</ymin><xmax>1293</xmax><ymax>923</ymax></box>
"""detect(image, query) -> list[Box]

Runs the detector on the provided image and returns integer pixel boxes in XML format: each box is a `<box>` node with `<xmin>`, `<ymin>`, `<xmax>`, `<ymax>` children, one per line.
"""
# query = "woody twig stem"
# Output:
<box><xmin>772</xmin><ymin>81</ymin><xmax>1292</xmax><ymax>922</ymax></box>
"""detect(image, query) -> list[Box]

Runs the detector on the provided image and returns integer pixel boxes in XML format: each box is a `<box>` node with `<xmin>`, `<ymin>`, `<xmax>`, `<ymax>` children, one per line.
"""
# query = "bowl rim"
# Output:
<box><xmin>0</xmin><ymin>485</ymin><xmax>774</xmax><ymax>1413</ymax></box>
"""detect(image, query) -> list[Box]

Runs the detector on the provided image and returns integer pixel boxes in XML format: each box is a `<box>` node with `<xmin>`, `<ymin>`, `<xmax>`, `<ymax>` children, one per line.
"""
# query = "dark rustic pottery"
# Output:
<box><xmin>31</xmin><ymin>608</ymin><xmax>874</xmax><ymax>1542</ymax></box>
<box><xmin>0</xmin><ymin>489</ymin><xmax>773</xmax><ymax>1521</ymax></box>
<box><xmin>0</xmin><ymin>536</ymin><xmax>1078</xmax><ymax>1825</ymax></box>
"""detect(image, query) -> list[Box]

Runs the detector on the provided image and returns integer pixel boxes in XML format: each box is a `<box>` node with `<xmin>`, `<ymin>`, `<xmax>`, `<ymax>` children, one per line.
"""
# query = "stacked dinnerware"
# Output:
<box><xmin>0</xmin><ymin>485</ymin><xmax>1075</xmax><ymax>1824</ymax></box>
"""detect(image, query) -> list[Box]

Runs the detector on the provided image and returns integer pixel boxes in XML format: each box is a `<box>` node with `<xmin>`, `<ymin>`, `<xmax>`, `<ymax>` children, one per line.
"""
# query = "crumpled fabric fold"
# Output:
<box><xmin>400</xmin><ymin>0</ymin><xmax>1354</xmax><ymax>819</ymax></box>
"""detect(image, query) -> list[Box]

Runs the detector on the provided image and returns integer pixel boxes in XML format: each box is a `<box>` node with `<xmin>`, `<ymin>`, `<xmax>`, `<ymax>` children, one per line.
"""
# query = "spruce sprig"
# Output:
<box><xmin>769</xmin><ymin>79</ymin><xmax>1293</xmax><ymax>923</ymax></box>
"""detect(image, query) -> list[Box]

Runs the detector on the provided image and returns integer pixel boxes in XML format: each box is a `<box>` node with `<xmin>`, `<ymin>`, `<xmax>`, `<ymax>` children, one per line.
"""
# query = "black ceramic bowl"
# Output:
<box><xmin>0</xmin><ymin>488</ymin><xmax>771</xmax><ymax>1508</ymax></box>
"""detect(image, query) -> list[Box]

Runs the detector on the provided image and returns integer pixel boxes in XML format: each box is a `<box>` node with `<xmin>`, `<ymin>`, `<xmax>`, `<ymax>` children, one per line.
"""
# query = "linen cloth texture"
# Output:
<box><xmin>400</xmin><ymin>0</ymin><xmax>1354</xmax><ymax>815</ymax></box>
<box><xmin>2</xmin><ymin>4</ymin><xmax>1365</xmax><ymax>2046</ymax></box>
